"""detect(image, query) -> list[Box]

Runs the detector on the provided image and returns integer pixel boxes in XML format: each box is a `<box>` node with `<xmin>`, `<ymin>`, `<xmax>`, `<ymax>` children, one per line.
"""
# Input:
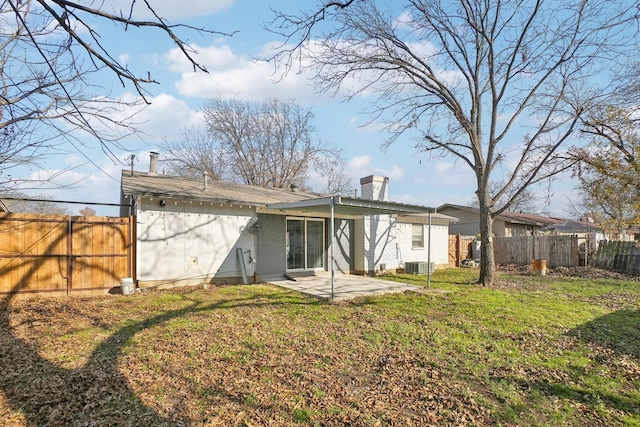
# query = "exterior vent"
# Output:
<box><xmin>405</xmin><ymin>262</ymin><xmax>435</xmax><ymax>274</ymax></box>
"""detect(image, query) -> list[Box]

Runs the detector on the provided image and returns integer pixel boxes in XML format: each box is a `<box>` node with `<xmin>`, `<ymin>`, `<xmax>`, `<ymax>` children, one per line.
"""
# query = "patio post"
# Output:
<box><xmin>330</xmin><ymin>196</ymin><xmax>335</xmax><ymax>300</ymax></box>
<box><xmin>427</xmin><ymin>212</ymin><xmax>432</xmax><ymax>288</ymax></box>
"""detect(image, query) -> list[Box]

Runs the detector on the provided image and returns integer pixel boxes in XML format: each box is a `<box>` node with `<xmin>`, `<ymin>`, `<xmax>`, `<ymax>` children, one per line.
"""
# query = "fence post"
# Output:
<box><xmin>456</xmin><ymin>234</ymin><xmax>462</xmax><ymax>267</ymax></box>
<box><xmin>66</xmin><ymin>216</ymin><xmax>72</xmax><ymax>295</ymax></box>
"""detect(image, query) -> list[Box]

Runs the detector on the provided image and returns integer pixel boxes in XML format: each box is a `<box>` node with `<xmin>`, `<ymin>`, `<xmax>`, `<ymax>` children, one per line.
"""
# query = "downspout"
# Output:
<box><xmin>130</xmin><ymin>194</ymin><xmax>137</xmax><ymax>282</ymax></box>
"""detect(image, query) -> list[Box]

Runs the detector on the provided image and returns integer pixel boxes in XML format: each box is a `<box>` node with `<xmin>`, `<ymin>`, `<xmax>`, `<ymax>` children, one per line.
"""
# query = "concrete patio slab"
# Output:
<box><xmin>267</xmin><ymin>272</ymin><xmax>447</xmax><ymax>301</ymax></box>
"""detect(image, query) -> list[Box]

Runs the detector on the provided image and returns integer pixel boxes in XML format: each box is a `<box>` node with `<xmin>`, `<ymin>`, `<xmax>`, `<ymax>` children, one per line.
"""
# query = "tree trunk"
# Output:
<box><xmin>478</xmin><ymin>200</ymin><xmax>496</xmax><ymax>286</ymax></box>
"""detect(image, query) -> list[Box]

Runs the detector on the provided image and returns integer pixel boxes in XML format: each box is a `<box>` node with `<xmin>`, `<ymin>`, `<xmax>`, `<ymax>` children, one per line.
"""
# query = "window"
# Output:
<box><xmin>412</xmin><ymin>224</ymin><xmax>424</xmax><ymax>249</ymax></box>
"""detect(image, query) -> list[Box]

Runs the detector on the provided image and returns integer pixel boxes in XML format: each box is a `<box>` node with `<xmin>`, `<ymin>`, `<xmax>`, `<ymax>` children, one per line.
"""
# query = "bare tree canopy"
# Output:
<box><xmin>268</xmin><ymin>0</ymin><xmax>639</xmax><ymax>285</ymax></box>
<box><xmin>0</xmin><ymin>0</ymin><xmax>226</xmax><ymax>188</ymax></box>
<box><xmin>1</xmin><ymin>191</ymin><xmax>71</xmax><ymax>214</ymax></box>
<box><xmin>472</xmin><ymin>183</ymin><xmax>539</xmax><ymax>214</ymax></box>
<box><xmin>162</xmin><ymin>97</ymin><xmax>352</xmax><ymax>193</ymax></box>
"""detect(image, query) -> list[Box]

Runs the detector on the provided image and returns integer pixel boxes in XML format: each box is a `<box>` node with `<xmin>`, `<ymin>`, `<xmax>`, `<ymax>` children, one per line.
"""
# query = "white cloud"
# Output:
<box><xmin>163</xmin><ymin>36</ymin><xmax>462</xmax><ymax>107</ymax></box>
<box><xmin>95</xmin><ymin>92</ymin><xmax>204</xmax><ymax>143</ymax></box>
<box><xmin>135</xmin><ymin>93</ymin><xmax>204</xmax><ymax>139</ymax></box>
<box><xmin>434</xmin><ymin>162</ymin><xmax>454</xmax><ymax>174</ymax></box>
<box><xmin>118</xmin><ymin>53</ymin><xmax>131</xmax><ymax>66</ymax></box>
<box><xmin>346</xmin><ymin>155</ymin><xmax>404</xmax><ymax>183</ymax></box>
<box><xmin>393</xmin><ymin>10</ymin><xmax>414</xmax><ymax>31</ymax></box>
<box><xmin>164</xmin><ymin>44</ymin><xmax>241</xmax><ymax>73</ymax></box>
<box><xmin>167</xmin><ymin>42</ymin><xmax>318</xmax><ymax>101</ymax></box>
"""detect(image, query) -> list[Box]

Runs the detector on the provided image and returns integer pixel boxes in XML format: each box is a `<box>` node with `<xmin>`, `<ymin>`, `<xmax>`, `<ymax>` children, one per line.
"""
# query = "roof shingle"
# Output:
<box><xmin>121</xmin><ymin>171</ymin><xmax>322</xmax><ymax>206</ymax></box>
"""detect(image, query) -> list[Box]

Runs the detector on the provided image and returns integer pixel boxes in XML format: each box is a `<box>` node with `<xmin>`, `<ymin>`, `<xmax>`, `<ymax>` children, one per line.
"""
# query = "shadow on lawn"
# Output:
<box><xmin>569</xmin><ymin>309</ymin><xmax>640</xmax><ymax>359</ymax></box>
<box><xmin>500</xmin><ymin>374</ymin><xmax>640</xmax><ymax>421</ymax></box>
<box><xmin>0</xmin><ymin>290</ymin><xmax>313</xmax><ymax>426</ymax></box>
<box><xmin>512</xmin><ymin>310</ymin><xmax>640</xmax><ymax>419</ymax></box>
<box><xmin>489</xmin><ymin>310</ymin><xmax>640</xmax><ymax>423</ymax></box>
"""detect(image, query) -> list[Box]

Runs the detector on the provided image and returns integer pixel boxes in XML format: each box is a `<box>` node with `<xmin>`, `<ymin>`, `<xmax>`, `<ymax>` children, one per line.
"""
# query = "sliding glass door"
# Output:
<box><xmin>286</xmin><ymin>218</ymin><xmax>324</xmax><ymax>271</ymax></box>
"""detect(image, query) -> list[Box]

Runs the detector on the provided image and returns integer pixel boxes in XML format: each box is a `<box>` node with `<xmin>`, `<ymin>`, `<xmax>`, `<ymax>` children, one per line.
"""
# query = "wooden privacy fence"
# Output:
<box><xmin>448</xmin><ymin>234</ymin><xmax>477</xmax><ymax>267</ymax></box>
<box><xmin>0</xmin><ymin>213</ymin><xmax>133</xmax><ymax>297</ymax></box>
<box><xmin>593</xmin><ymin>240</ymin><xmax>640</xmax><ymax>275</ymax></box>
<box><xmin>494</xmin><ymin>235</ymin><xmax>581</xmax><ymax>268</ymax></box>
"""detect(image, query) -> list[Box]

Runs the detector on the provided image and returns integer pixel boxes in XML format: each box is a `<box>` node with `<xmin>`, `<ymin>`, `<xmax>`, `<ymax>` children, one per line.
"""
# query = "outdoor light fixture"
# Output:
<box><xmin>159</xmin><ymin>199</ymin><xmax>166</xmax><ymax>207</ymax></box>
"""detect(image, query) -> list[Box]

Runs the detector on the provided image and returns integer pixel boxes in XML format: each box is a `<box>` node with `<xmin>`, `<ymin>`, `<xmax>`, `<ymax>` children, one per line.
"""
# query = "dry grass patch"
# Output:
<box><xmin>0</xmin><ymin>269</ymin><xmax>638</xmax><ymax>426</ymax></box>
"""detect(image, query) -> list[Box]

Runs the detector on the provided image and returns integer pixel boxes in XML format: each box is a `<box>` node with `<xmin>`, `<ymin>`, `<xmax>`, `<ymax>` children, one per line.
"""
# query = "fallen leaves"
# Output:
<box><xmin>0</xmin><ymin>280</ymin><xmax>637</xmax><ymax>426</ymax></box>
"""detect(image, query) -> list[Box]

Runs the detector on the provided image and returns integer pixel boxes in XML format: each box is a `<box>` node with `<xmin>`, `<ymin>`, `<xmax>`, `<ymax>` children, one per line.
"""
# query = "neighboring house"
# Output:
<box><xmin>542</xmin><ymin>218</ymin><xmax>600</xmax><ymax>236</ymax></box>
<box><xmin>120</xmin><ymin>154</ymin><xmax>458</xmax><ymax>288</ymax></box>
<box><xmin>573</xmin><ymin>214</ymin><xmax>639</xmax><ymax>242</ymax></box>
<box><xmin>438</xmin><ymin>203</ymin><xmax>562</xmax><ymax>237</ymax></box>
<box><xmin>541</xmin><ymin>218</ymin><xmax>606</xmax><ymax>265</ymax></box>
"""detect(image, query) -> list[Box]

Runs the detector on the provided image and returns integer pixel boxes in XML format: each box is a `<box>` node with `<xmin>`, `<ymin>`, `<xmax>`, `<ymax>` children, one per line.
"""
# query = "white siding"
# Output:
<box><xmin>396</xmin><ymin>222</ymin><xmax>450</xmax><ymax>267</ymax></box>
<box><xmin>136</xmin><ymin>197</ymin><xmax>256</xmax><ymax>284</ymax></box>
<box><xmin>361</xmin><ymin>214</ymin><xmax>398</xmax><ymax>273</ymax></box>
<box><xmin>354</xmin><ymin>218</ymin><xmax>365</xmax><ymax>272</ymax></box>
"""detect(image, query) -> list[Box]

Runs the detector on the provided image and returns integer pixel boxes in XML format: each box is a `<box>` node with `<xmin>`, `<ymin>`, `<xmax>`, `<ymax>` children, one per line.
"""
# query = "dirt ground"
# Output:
<box><xmin>498</xmin><ymin>264</ymin><xmax>640</xmax><ymax>281</ymax></box>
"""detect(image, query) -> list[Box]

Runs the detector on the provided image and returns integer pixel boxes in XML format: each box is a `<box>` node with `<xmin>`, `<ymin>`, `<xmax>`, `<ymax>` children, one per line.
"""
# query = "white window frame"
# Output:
<box><xmin>412</xmin><ymin>223</ymin><xmax>424</xmax><ymax>249</ymax></box>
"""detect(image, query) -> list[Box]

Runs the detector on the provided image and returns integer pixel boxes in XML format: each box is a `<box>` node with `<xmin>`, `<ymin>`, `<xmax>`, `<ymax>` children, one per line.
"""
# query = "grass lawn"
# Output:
<box><xmin>0</xmin><ymin>268</ymin><xmax>638</xmax><ymax>426</ymax></box>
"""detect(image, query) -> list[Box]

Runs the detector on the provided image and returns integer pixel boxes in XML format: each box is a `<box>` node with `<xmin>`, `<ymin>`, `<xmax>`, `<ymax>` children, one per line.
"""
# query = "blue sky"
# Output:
<box><xmin>16</xmin><ymin>0</ymin><xmax>582</xmax><ymax>216</ymax></box>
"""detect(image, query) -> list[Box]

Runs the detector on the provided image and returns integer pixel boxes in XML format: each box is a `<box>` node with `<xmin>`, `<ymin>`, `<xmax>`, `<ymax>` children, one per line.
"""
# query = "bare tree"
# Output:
<box><xmin>314</xmin><ymin>153</ymin><xmax>353</xmax><ymax>194</ymax></box>
<box><xmin>2</xmin><ymin>191</ymin><xmax>71</xmax><ymax>214</ymax></box>
<box><xmin>268</xmin><ymin>0</ymin><xmax>639</xmax><ymax>285</ymax></box>
<box><xmin>0</xmin><ymin>1</ymin><xmax>227</xmax><ymax>187</ymax></box>
<box><xmin>162</xmin><ymin>128</ymin><xmax>229</xmax><ymax>181</ymax></box>
<box><xmin>164</xmin><ymin>97</ymin><xmax>351</xmax><ymax>192</ymax></box>
<box><xmin>471</xmin><ymin>183</ymin><xmax>539</xmax><ymax>214</ymax></box>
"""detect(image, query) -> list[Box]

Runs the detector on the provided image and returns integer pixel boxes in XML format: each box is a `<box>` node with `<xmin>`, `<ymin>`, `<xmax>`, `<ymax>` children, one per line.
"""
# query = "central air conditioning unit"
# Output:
<box><xmin>405</xmin><ymin>262</ymin><xmax>435</xmax><ymax>274</ymax></box>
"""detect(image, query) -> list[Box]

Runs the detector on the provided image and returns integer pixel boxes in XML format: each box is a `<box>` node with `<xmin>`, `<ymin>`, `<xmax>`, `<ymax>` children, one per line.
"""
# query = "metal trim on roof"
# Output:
<box><xmin>267</xmin><ymin>196</ymin><xmax>435</xmax><ymax>216</ymax></box>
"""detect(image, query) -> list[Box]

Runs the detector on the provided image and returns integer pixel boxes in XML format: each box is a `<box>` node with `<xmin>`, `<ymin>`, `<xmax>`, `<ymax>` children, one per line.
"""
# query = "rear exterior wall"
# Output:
<box><xmin>136</xmin><ymin>198</ymin><xmax>256</xmax><ymax>287</ymax></box>
<box><xmin>328</xmin><ymin>218</ymin><xmax>354</xmax><ymax>274</ymax></box>
<box><xmin>256</xmin><ymin>213</ymin><xmax>286</xmax><ymax>279</ymax></box>
<box><xmin>396</xmin><ymin>222</ymin><xmax>450</xmax><ymax>269</ymax></box>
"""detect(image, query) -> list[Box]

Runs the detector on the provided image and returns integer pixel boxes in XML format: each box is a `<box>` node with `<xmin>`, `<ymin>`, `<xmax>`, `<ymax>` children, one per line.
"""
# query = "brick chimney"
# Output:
<box><xmin>360</xmin><ymin>175</ymin><xmax>389</xmax><ymax>201</ymax></box>
<box><xmin>149</xmin><ymin>151</ymin><xmax>159</xmax><ymax>175</ymax></box>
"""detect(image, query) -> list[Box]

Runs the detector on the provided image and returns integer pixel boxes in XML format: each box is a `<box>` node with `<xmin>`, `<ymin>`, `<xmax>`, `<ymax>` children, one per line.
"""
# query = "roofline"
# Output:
<box><xmin>121</xmin><ymin>170</ymin><xmax>324</xmax><ymax>207</ymax></box>
<box><xmin>267</xmin><ymin>196</ymin><xmax>436</xmax><ymax>215</ymax></box>
<box><xmin>398</xmin><ymin>212</ymin><xmax>459</xmax><ymax>223</ymax></box>
<box><xmin>438</xmin><ymin>203</ymin><xmax>555</xmax><ymax>227</ymax></box>
<box><xmin>130</xmin><ymin>192</ymin><xmax>267</xmax><ymax>207</ymax></box>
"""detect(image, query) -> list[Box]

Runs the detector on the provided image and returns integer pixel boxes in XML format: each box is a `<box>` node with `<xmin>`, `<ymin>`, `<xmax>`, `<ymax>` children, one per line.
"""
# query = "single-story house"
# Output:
<box><xmin>120</xmin><ymin>154</ymin><xmax>457</xmax><ymax>288</ymax></box>
<box><xmin>541</xmin><ymin>218</ymin><xmax>610</xmax><ymax>265</ymax></box>
<box><xmin>437</xmin><ymin>203</ymin><xmax>562</xmax><ymax>237</ymax></box>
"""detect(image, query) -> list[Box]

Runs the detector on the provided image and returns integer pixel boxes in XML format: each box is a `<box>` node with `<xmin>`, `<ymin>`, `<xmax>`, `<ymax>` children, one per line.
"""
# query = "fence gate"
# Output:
<box><xmin>448</xmin><ymin>235</ymin><xmax>476</xmax><ymax>267</ymax></box>
<box><xmin>0</xmin><ymin>213</ymin><xmax>132</xmax><ymax>297</ymax></box>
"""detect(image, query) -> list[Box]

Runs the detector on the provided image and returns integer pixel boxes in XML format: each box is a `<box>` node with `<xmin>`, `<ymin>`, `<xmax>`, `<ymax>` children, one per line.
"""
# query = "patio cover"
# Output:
<box><xmin>267</xmin><ymin>196</ymin><xmax>437</xmax><ymax>299</ymax></box>
<box><xmin>267</xmin><ymin>195</ymin><xmax>435</xmax><ymax>216</ymax></box>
